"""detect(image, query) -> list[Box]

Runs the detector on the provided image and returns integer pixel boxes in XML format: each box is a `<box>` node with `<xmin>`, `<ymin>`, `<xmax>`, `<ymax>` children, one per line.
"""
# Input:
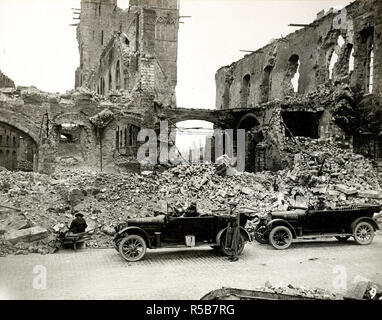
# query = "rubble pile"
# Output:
<box><xmin>257</xmin><ymin>281</ymin><xmax>342</xmax><ymax>300</ymax></box>
<box><xmin>0</xmin><ymin>137</ymin><xmax>381</xmax><ymax>256</ymax></box>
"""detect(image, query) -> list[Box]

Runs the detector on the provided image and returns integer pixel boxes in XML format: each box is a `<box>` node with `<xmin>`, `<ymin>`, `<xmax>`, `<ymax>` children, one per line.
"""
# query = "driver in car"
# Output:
<box><xmin>183</xmin><ymin>201</ymin><xmax>199</xmax><ymax>217</ymax></box>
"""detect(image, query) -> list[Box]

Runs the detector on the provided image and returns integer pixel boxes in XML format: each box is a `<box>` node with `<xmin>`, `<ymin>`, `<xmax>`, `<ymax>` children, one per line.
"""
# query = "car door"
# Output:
<box><xmin>180</xmin><ymin>216</ymin><xmax>219</xmax><ymax>243</ymax></box>
<box><xmin>161</xmin><ymin>216</ymin><xmax>185</xmax><ymax>243</ymax></box>
<box><xmin>303</xmin><ymin>210</ymin><xmax>335</xmax><ymax>234</ymax></box>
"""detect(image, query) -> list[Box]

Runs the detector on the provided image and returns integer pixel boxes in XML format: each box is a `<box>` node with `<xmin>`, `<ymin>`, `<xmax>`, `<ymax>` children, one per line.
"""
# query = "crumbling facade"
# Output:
<box><xmin>215</xmin><ymin>0</ymin><xmax>382</xmax><ymax>172</ymax></box>
<box><xmin>0</xmin><ymin>70</ymin><xmax>15</xmax><ymax>89</ymax></box>
<box><xmin>75</xmin><ymin>0</ymin><xmax>179</xmax><ymax>106</ymax></box>
<box><xmin>0</xmin><ymin>0</ymin><xmax>381</xmax><ymax>176</ymax></box>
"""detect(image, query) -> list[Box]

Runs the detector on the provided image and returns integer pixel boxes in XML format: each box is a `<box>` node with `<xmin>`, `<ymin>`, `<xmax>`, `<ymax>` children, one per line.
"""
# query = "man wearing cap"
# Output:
<box><xmin>225</xmin><ymin>201</ymin><xmax>240</xmax><ymax>262</ymax></box>
<box><xmin>54</xmin><ymin>212</ymin><xmax>88</xmax><ymax>252</ymax></box>
<box><xmin>69</xmin><ymin>212</ymin><xmax>88</xmax><ymax>234</ymax></box>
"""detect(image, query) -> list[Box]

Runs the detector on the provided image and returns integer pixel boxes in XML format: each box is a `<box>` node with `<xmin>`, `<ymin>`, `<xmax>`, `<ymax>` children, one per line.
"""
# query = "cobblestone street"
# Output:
<box><xmin>1</xmin><ymin>235</ymin><xmax>382</xmax><ymax>300</ymax></box>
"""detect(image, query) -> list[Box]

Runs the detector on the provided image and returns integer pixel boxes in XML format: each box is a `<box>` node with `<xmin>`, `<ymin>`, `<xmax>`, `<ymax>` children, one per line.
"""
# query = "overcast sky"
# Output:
<box><xmin>0</xmin><ymin>0</ymin><xmax>351</xmax><ymax>154</ymax></box>
<box><xmin>1</xmin><ymin>0</ymin><xmax>351</xmax><ymax>106</ymax></box>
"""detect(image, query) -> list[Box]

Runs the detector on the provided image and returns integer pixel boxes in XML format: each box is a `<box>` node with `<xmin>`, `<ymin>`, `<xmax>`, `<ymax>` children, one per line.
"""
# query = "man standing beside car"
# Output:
<box><xmin>225</xmin><ymin>201</ymin><xmax>240</xmax><ymax>262</ymax></box>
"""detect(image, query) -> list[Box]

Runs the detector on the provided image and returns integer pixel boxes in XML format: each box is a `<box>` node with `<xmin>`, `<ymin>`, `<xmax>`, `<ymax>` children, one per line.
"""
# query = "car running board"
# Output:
<box><xmin>296</xmin><ymin>233</ymin><xmax>353</xmax><ymax>240</ymax></box>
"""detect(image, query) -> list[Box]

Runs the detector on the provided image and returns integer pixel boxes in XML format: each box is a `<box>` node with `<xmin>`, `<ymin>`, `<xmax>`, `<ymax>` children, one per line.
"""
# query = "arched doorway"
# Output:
<box><xmin>237</xmin><ymin>113</ymin><xmax>263</xmax><ymax>172</ymax></box>
<box><xmin>173</xmin><ymin>120</ymin><xmax>215</xmax><ymax>164</ymax></box>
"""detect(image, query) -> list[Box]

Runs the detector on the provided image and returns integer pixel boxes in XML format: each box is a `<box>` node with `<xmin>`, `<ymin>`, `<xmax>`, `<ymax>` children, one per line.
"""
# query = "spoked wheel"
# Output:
<box><xmin>335</xmin><ymin>235</ymin><xmax>351</xmax><ymax>242</ymax></box>
<box><xmin>353</xmin><ymin>221</ymin><xmax>374</xmax><ymax>245</ymax></box>
<box><xmin>254</xmin><ymin>224</ymin><xmax>269</xmax><ymax>244</ymax></box>
<box><xmin>220</xmin><ymin>233</ymin><xmax>245</xmax><ymax>256</ymax></box>
<box><xmin>269</xmin><ymin>226</ymin><xmax>293</xmax><ymax>250</ymax></box>
<box><xmin>118</xmin><ymin>235</ymin><xmax>147</xmax><ymax>262</ymax></box>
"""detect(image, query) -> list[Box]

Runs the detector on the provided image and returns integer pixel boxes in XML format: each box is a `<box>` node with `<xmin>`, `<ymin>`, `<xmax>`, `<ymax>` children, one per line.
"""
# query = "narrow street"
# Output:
<box><xmin>1</xmin><ymin>235</ymin><xmax>382</xmax><ymax>300</ymax></box>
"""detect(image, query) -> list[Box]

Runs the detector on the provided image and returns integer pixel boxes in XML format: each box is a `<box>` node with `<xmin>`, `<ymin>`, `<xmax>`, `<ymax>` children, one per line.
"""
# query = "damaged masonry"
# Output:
<box><xmin>0</xmin><ymin>0</ymin><xmax>382</xmax><ymax>301</ymax></box>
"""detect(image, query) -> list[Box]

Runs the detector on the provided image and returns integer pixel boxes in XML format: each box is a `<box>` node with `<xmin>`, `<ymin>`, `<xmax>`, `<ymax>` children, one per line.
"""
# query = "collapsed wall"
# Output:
<box><xmin>0</xmin><ymin>86</ymin><xmax>161</xmax><ymax>174</ymax></box>
<box><xmin>215</xmin><ymin>0</ymin><xmax>382</xmax><ymax>171</ymax></box>
<box><xmin>1</xmin><ymin>135</ymin><xmax>381</xmax><ymax>256</ymax></box>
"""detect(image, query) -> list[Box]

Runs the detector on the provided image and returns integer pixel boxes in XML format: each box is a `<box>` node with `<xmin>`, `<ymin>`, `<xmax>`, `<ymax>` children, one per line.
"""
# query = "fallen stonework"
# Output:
<box><xmin>0</xmin><ymin>136</ymin><xmax>381</xmax><ymax>256</ymax></box>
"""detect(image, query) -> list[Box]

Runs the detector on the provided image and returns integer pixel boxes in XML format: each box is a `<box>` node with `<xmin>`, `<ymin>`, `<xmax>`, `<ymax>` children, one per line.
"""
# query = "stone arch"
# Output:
<box><xmin>51</xmin><ymin>112</ymin><xmax>96</xmax><ymax>165</ymax></box>
<box><xmin>237</xmin><ymin>112</ymin><xmax>261</xmax><ymax>129</ymax></box>
<box><xmin>0</xmin><ymin>112</ymin><xmax>39</xmax><ymax>145</ymax></box>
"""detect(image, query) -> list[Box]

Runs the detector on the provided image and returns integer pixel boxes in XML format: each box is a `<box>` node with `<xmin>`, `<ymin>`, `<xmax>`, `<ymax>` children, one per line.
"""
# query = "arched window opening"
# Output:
<box><xmin>328</xmin><ymin>49</ymin><xmax>338</xmax><ymax>80</ymax></box>
<box><xmin>6</xmin><ymin>135</ymin><xmax>10</xmax><ymax>146</ymax></box>
<box><xmin>361</xmin><ymin>27</ymin><xmax>374</xmax><ymax>94</ymax></box>
<box><xmin>115</xmin><ymin>60</ymin><xmax>121</xmax><ymax>90</ymax></box>
<box><xmin>115</xmin><ymin>128</ymin><xmax>120</xmax><ymax>151</ymax></box>
<box><xmin>348</xmin><ymin>46</ymin><xmax>354</xmax><ymax>73</ymax></box>
<box><xmin>260</xmin><ymin>65</ymin><xmax>273</xmax><ymax>103</ymax></box>
<box><xmin>13</xmin><ymin>136</ymin><xmax>17</xmax><ymax>147</ymax></box>
<box><xmin>124</xmin><ymin>128</ymin><xmax>128</xmax><ymax>147</ymax></box>
<box><xmin>366</xmin><ymin>45</ymin><xmax>374</xmax><ymax>93</ymax></box>
<box><xmin>241</xmin><ymin>74</ymin><xmax>251</xmax><ymax>108</ymax></box>
<box><xmin>290</xmin><ymin>58</ymin><xmax>300</xmax><ymax>92</ymax></box>
<box><xmin>237</xmin><ymin>114</ymin><xmax>263</xmax><ymax>172</ymax></box>
<box><xmin>100</xmin><ymin>77</ymin><xmax>105</xmax><ymax>95</ymax></box>
<box><xmin>286</xmin><ymin>55</ymin><xmax>300</xmax><ymax>93</ymax></box>
<box><xmin>108</xmin><ymin>71</ymin><xmax>112</xmax><ymax>92</ymax></box>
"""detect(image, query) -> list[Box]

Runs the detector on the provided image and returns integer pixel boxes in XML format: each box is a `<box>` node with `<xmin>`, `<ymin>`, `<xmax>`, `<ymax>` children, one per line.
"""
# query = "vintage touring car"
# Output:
<box><xmin>113</xmin><ymin>212</ymin><xmax>252</xmax><ymax>262</ymax></box>
<box><xmin>254</xmin><ymin>204</ymin><xmax>381</xmax><ymax>249</ymax></box>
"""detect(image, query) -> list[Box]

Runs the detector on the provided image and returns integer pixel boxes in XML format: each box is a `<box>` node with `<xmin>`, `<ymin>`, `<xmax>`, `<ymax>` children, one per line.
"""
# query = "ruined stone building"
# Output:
<box><xmin>214</xmin><ymin>0</ymin><xmax>382</xmax><ymax>172</ymax></box>
<box><xmin>75</xmin><ymin>0</ymin><xmax>179</xmax><ymax>107</ymax></box>
<box><xmin>0</xmin><ymin>0</ymin><xmax>381</xmax><ymax>175</ymax></box>
<box><xmin>0</xmin><ymin>0</ymin><xmax>182</xmax><ymax>173</ymax></box>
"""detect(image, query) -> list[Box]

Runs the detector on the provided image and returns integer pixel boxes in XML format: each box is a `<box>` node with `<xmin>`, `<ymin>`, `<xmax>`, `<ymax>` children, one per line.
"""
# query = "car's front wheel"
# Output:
<box><xmin>269</xmin><ymin>226</ymin><xmax>293</xmax><ymax>250</ymax></box>
<box><xmin>353</xmin><ymin>221</ymin><xmax>374</xmax><ymax>245</ymax></box>
<box><xmin>119</xmin><ymin>234</ymin><xmax>147</xmax><ymax>262</ymax></box>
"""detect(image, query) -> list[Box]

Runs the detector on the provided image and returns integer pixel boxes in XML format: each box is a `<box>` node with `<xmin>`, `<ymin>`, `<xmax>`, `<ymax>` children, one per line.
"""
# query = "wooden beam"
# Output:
<box><xmin>288</xmin><ymin>23</ymin><xmax>310</xmax><ymax>27</ymax></box>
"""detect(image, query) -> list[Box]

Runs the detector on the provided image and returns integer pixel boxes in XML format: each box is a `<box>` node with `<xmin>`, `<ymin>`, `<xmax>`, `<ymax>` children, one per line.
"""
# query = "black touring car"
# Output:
<box><xmin>254</xmin><ymin>204</ymin><xmax>381</xmax><ymax>249</ymax></box>
<box><xmin>113</xmin><ymin>212</ymin><xmax>252</xmax><ymax>262</ymax></box>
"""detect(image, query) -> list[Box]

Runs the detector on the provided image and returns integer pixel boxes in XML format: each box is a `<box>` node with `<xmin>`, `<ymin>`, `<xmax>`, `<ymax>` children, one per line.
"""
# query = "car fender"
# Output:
<box><xmin>351</xmin><ymin>217</ymin><xmax>380</xmax><ymax>232</ymax></box>
<box><xmin>267</xmin><ymin>219</ymin><xmax>297</xmax><ymax>238</ymax></box>
<box><xmin>216</xmin><ymin>227</ymin><xmax>252</xmax><ymax>245</ymax></box>
<box><xmin>115</xmin><ymin>226</ymin><xmax>152</xmax><ymax>248</ymax></box>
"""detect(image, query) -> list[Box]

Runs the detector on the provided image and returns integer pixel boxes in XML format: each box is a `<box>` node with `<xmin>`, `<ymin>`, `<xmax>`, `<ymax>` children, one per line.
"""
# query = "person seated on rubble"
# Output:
<box><xmin>68</xmin><ymin>212</ymin><xmax>88</xmax><ymax>234</ymax></box>
<box><xmin>183</xmin><ymin>201</ymin><xmax>199</xmax><ymax>217</ymax></box>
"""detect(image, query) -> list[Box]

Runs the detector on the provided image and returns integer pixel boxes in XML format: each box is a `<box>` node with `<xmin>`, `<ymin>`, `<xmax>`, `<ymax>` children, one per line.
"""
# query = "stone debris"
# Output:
<box><xmin>260</xmin><ymin>281</ymin><xmax>342</xmax><ymax>300</ymax></box>
<box><xmin>0</xmin><ymin>136</ymin><xmax>381</xmax><ymax>255</ymax></box>
<box><xmin>335</xmin><ymin>184</ymin><xmax>358</xmax><ymax>195</ymax></box>
<box><xmin>5</xmin><ymin>226</ymin><xmax>48</xmax><ymax>245</ymax></box>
